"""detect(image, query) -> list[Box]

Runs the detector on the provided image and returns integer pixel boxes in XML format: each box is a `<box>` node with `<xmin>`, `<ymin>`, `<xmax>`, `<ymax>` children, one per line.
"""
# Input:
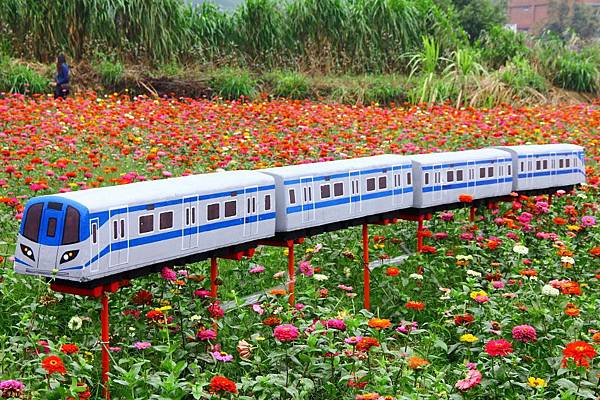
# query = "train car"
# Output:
<box><xmin>14</xmin><ymin>171</ymin><xmax>276</xmax><ymax>283</ymax></box>
<box><xmin>494</xmin><ymin>144</ymin><xmax>586</xmax><ymax>192</ymax></box>
<box><xmin>409</xmin><ymin>149</ymin><xmax>513</xmax><ymax>209</ymax></box>
<box><xmin>260</xmin><ymin>155</ymin><xmax>413</xmax><ymax>236</ymax></box>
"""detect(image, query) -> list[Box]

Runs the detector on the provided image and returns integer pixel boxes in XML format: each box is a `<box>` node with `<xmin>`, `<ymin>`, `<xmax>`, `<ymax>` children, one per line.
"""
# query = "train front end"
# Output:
<box><xmin>14</xmin><ymin>196</ymin><xmax>89</xmax><ymax>281</ymax></box>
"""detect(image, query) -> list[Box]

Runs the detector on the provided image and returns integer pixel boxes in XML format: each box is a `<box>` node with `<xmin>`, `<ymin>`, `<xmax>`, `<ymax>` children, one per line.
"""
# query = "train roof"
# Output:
<box><xmin>259</xmin><ymin>155</ymin><xmax>411</xmax><ymax>179</ymax></box>
<box><xmin>36</xmin><ymin>170</ymin><xmax>274</xmax><ymax>213</ymax></box>
<box><xmin>493</xmin><ymin>144</ymin><xmax>584</xmax><ymax>155</ymax></box>
<box><xmin>408</xmin><ymin>148</ymin><xmax>510</xmax><ymax>165</ymax></box>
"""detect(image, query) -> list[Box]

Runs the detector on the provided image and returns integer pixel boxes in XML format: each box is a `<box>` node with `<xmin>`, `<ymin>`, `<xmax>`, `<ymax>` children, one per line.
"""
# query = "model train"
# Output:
<box><xmin>14</xmin><ymin>144</ymin><xmax>586</xmax><ymax>286</ymax></box>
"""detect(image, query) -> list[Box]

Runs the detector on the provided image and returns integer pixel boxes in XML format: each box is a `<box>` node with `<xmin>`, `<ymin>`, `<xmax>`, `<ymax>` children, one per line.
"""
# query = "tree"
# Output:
<box><xmin>437</xmin><ymin>0</ymin><xmax>507</xmax><ymax>41</ymax></box>
<box><xmin>542</xmin><ymin>0</ymin><xmax>600</xmax><ymax>40</ymax></box>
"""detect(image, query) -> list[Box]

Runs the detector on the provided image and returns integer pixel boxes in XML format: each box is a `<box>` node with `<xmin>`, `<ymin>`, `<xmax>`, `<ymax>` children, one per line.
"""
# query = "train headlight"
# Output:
<box><xmin>20</xmin><ymin>244</ymin><xmax>35</xmax><ymax>261</ymax></box>
<box><xmin>60</xmin><ymin>250</ymin><xmax>79</xmax><ymax>264</ymax></box>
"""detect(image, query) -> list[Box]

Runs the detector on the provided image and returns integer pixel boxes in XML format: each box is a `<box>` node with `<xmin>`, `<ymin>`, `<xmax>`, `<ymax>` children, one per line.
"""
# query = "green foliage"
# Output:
<box><xmin>553</xmin><ymin>51</ymin><xmax>598</xmax><ymax>93</ymax></box>
<box><xmin>210</xmin><ymin>68</ymin><xmax>257</xmax><ymax>99</ymax></box>
<box><xmin>542</xmin><ymin>0</ymin><xmax>600</xmax><ymax>40</ymax></box>
<box><xmin>322</xmin><ymin>74</ymin><xmax>407</xmax><ymax>105</ymax></box>
<box><xmin>0</xmin><ymin>56</ymin><xmax>49</xmax><ymax>94</ymax></box>
<box><xmin>439</xmin><ymin>0</ymin><xmax>507</xmax><ymax>41</ymax></box>
<box><xmin>501</xmin><ymin>57</ymin><xmax>547</xmax><ymax>93</ymax></box>
<box><xmin>408</xmin><ymin>36</ymin><xmax>441</xmax><ymax>76</ymax></box>
<box><xmin>94</xmin><ymin>57</ymin><xmax>125</xmax><ymax>88</ymax></box>
<box><xmin>479</xmin><ymin>25</ymin><xmax>530</xmax><ymax>69</ymax></box>
<box><xmin>155</xmin><ymin>61</ymin><xmax>183</xmax><ymax>78</ymax></box>
<box><xmin>268</xmin><ymin>71</ymin><xmax>310</xmax><ymax>99</ymax></box>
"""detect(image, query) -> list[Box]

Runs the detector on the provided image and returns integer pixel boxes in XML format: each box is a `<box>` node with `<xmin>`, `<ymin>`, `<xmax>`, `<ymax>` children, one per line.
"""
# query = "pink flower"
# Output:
<box><xmin>511</xmin><ymin>325</ymin><xmax>537</xmax><ymax>343</ymax></box>
<box><xmin>396</xmin><ymin>320</ymin><xmax>418</xmax><ymax>334</ymax></box>
<box><xmin>323</xmin><ymin>319</ymin><xmax>346</xmax><ymax>331</ymax></box>
<box><xmin>433</xmin><ymin>232</ymin><xmax>448</xmax><ymax>240</ymax></box>
<box><xmin>440</xmin><ymin>212</ymin><xmax>454</xmax><ymax>221</ymax></box>
<box><xmin>208</xmin><ymin>302</ymin><xmax>224</xmax><ymax>319</ymax></box>
<box><xmin>344</xmin><ymin>336</ymin><xmax>363</xmax><ymax>345</ymax></box>
<box><xmin>517</xmin><ymin>212</ymin><xmax>533</xmax><ymax>224</ymax></box>
<box><xmin>299</xmin><ymin>261</ymin><xmax>314</xmax><ymax>277</ymax></box>
<box><xmin>337</xmin><ymin>284</ymin><xmax>353</xmax><ymax>291</ymax></box>
<box><xmin>295</xmin><ymin>303</ymin><xmax>305</xmax><ymax>311</ymax></box>
<box><xmin>133</xmin><ymin>341</ymin><xmax>151</xmax><ymax>350</ymax></box>
<box><xmin>252</xmin><ymin>304</ymin><xmax>264</xmax><ymax>315</ymax></box>
<box><xmin>194</xmin><ymin>289</ymin><xmax>210</xmax><ymax>298</ymax></box>
<box><xmin>274</xmin><ymin>324</ymin><xmax>299</xmax><ymax>342</ymax></box>
<box><xmin>211</xmin><ymin>351</ymin><xmax>234</xmax><ymax>362</ymax></box>
<box><xmin>249</xmin><ymin>265</ymin><xmax>265</xmax><ymax>274</ymax></box>
<box><xmin>197</xmin><ymin>329</ymin><xmax>217</xmax><ymax>341</ymax></box>
<box><xmin>36</xmin><ymin>340</ymin><xmax>50</xmax><ymax>354</ymax></box>
<box><xmin>581</xmin><ymin>215</ymin><xmax>596</xmax><ymax>227</ymax></box>
<box><xmin>455</xmin><ymin>369</ymin><xmax>482</xmax><ymax>391</ymax></box>
<box><xmin>492</xmin><ymin>281</ymin><xmax>505</xmax><ymax>289</ymax></box>
<box><xmin>161</xmin><ymin>267</ymin><xmax>177</xmax><ymax>281</ymax></box>
<box><xmin>473</xmin><ymin>295</ymin><xmax>489</xmax><ymax>303</ymax></box>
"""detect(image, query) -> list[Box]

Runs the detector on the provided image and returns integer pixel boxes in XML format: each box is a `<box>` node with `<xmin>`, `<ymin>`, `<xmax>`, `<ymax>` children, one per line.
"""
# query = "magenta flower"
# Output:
<box><xmin>132</xmin><ymin>341</ymin><xmax>151</xmax><ymax>350</ymax></box>
<box><xmin>197</xmin><ymin>329</ymin><xmax>217</xmax><ymax>341</ymax></box>
<box><xmin>211</xmin><ymin>351</ymin><xmax>234</xmax><ymax>362</ymax></box>
<box><xmin>194</xmin><ymin>289</ymin><xmax>210</xmax><ymax>298</ymax></box>
<box><xmin>249</xmin><ymin>265</ymin><xmax>265</xmax><ymax>274</ymax></box>
<box><xmin>344</xmin><ymin>336</ymin><xmax>363</xmax><ymax>345</ymax></box>
<box><xmin>161</xmin><ymin>267</ymin><xmax>177</xmax><ymax>281</ymax></box>
<box><xmin>511</xmin><ymin>325</ymin><xmax>537</xmax><ymax>343</ymax></box>
<box><xmin>581</xmin><ymin>215</ymin><xmax>596</xmax><ymax>227</ymax></box>
<box><xmin>0</xmin><ymin>380</ymin><xmax>25</xmax><ymax>397</ymax></box>
<box><xmin>323</xmin><ymin>319</ymin><xmax>346</xmax><ymax>331</ymax></box>
<box><xmin>440</xmin><ymin>212</ymin><xmax>454</xmax><ymax>221</ymax></box>
<box><xmin>337</xmin><ymin>284</ymin><xmax>353</xmax><ymax>291</ymax></box>
<box><xmin>274</xmin><ymin>324</ymin><xmax>299</xmax><ymax>342</ymax></box>
<box><xmin>455</xmin><ymin>369</ymin><xmax>482</xmax><ymax>391</ymax></box>
<box><xmin>299</xmin><ymin>261</ymin><xmax>314</xmax><ymax>277</ymax></box>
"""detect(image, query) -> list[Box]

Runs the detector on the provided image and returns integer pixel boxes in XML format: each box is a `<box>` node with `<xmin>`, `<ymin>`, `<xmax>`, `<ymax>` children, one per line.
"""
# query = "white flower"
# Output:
<box><xmin>512</xmin><ymin>244</ymin><xmax>529</xmax><ymax>255</ymax></box>
<box><xmin>466</xmin><ymin>269</ymin><xmax>482</xmax><ymax>277</ymax></box>
<box><xmin>313</xmin><ymin>274</ymin><xmax>329</xmax><ymax>281</ymax></box>
<box><xmin>560</xmin><ymin>256</ymin><xmax>575</xmax><ymax>265</ymax></box>
<box><xmin>68</xmin><ymin>316</ymin><xmax>83</xmax><ymax>331</ymax></box>
<box><xmin>409</xmin><ymin>273</ymin><xmax>424</xmax><ymax>280</ymax></box>
<box><xmin>456</xmin><ymin>255</ymin><xmax>473</xmax><ymax>261</ymax></box>
<box><xmin>190</xmin><ymin>315</ymin><xmax>201</xmax><ymax>321</ymax></box>
<box><xmin>343</xmin><ymin>267</ymin><xmax>351</xmax><ymax>279</ymax></box>
<box><xmin>542</xmin><ymin>284</ymin><xmax>560</xmax><ymax>296</ymax></box>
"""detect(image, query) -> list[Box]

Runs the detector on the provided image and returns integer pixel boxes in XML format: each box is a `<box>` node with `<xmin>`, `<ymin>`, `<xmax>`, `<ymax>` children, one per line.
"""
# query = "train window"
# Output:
<box><xmin>252</xmin><ymin>197</ymin><xmax>256</xmax><ymax>213</ymax></box>
<box><xmin>479</xmin><ymin>168</ymin><xmax>486</xmax><ymax>178</ymax></box>
<box><xmin>264</xmin><ymin>195</ymin><xmax>272</xmax><ymax>210</ymax></box>
<box><xmin>47</xmin><ymin>218</ymin><xmax>57</xmax><ymax>238</ymax></box>
<box><xmin>366</xmin><ymin>178</ymin><xmax>376</xmax><ymax>191</ymax></box>
<box><xmin>289</xmin><ymin>189</ymin><xmax>296</xmax><ymax>204</ymax></box>
<box><xmin>92</xmin><ymin>223</ymin><xmax>97</xmax><ymax>244</ymax></box>
<box><xmin>247</xmin><ymin>198</ymin><xmax>251</xmax><ymax>214</ymax></box>
<box><xmin>191</xmin><ymin>207</ymin><xmax>196</xmax><ymax>224</ymax></box>
<box><xmin>542</xmin><ymin>160</ymin><xmax>548</xmax><ymax>170</ymax></box>
<box><xmin>320</xmin><ymin>184</ymin><xmax>331</xmax><ymax>199</ymax></box>
<box><xmin>160</xmin><ymin>211</ymin><xmax>174</xmax><ymax>229</ymax></box>
<box><xmin>456</xmin><ymin>170</ymin><xmax>463</xmax><ymax>181</ymax></box>
<box><xmin>224</xmin><ymin>201</ymin><xmax>237</xmax><ymax>218</ymax></box>
<box><xmin>508</xmin><ymin>165</ymin><xmax>511</xmax><ymax>175</ymax></box>
<box><xmin>334</xmin><ymin>182</ymin><xmax>343</xmax><ymax>196</ymax></box>
<box><xmin>378</xmin><ymin>176</ymin><xmax>387</xmax><ymax>189</ymax></box>
<box><xmin>48</xmin><ymin>202</ymin><xmax>63</xmax><ymax>211</ymax></box>
<box><xmin>62</xmin><ymin>206</ymin><xmax>80</xmax><ymax>245</ymax></box>
<box><xmin>207</xmin><ymin>204</ymin><xmax>220</xmax><ymax>221</ymax></box>
<box><xmin>23</xmin><ymin>203</ymin><xmax>43</xmax><ymax>242</ymax></box>
<box><xmin>565</xmin><ymin>159</ymin><xmax>570</xmax><ymax>168</ymax></box>
<box><xmin>113</xmin><ymin>221</ymin><xmax>118</xmax><ymax>240</ymax></box>
<box><xmin>139</xmin><ymin>215</ymin><xmax>154</xmax><ymax>234</ymax></box>
<box><xmin>520</xmin><ymin>162</ymin><xmax>524</xmax><ymax>172</ymax></box>
<box><xmin>488</xmin><ymin>167</ymin><xmax>494</xmax><ymax>177</ymax></box>
<box><xmin>407</xmin><ymin>172</ymin><xmax>412</xmax><ymax>185</ymax></box>
<box><xmin>447</xmin><ymin>170</ymin><xmax>454</xmax><ymax>182</ymax></box>
<box><xmin>185</xmin><ymin>208</ymin><xmax>190</xmax><ymax>226</ymax></box>
<box><xmin>536</xmin><ymin>160</ymin><xmax>541</xmax><ymax>170</ymax></box>
<box><xmin>559</xmin><ymin>159</ymin><xmax>564</xmax><ymax>168</ymax></box>
<box><xmin>120</xmin><ymin>219</ymin><xmax>125</xmax><ymax>238</ymax></box>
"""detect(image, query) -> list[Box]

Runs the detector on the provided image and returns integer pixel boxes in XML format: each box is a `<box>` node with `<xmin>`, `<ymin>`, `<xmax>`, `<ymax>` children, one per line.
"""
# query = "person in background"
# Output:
<box><xmin>54</xmin><ymin>54</ymin><xmax>70</xmax><ymax>99</ymax></box>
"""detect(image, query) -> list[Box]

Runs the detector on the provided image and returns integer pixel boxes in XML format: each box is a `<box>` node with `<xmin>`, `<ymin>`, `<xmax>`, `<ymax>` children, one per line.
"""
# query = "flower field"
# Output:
<box><xmin>0</xmin><ymin>94</ymin><xmax>599</xmax><ymax>399</ymax></box>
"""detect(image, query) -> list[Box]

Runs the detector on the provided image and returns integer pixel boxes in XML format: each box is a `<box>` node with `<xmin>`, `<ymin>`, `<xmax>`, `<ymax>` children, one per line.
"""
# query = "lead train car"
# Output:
<box><xmin>14</xmin><ymin>171</ymin><xmax>276</xmax><ymax>283</ymax></box>
<box><xmin>14</xmin><ymin>144</ymin><xmax>586</xmax><ymax>286</ymax></box>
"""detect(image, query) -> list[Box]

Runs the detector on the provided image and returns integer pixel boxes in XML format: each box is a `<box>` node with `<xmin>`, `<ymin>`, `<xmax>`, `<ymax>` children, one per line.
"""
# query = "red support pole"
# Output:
<box><xmin>548</xmin><ymin>193</ymin><xmax>553</xmax><ymax>206</ymax></box>
<box><xmin>100</xmin><ymin>292</ymin><xmax>110</xmax><ymax>400</ymax></box>
<box><xmin>417</xmin><ymin>215</ymin><xmax>424</xmax><ymax>253</ymax></box>
<box><xmin>210</xmin><ymin>257</ymin><xmax>218</xmax><ymax>298</ymax></box>
<box><xmin>469</xmin><ymin>206</ymin><xmax>476</xmax><ymax>223</ymax></box>
<box><xmin>362</xmin><ymin>223</ymin><xmax>370</xmax><ymax>311</ymax></box>
<box><xmin>287</xmin><ymin>241</ymin><xmax>295</xmax><ymax>306</ymax></box>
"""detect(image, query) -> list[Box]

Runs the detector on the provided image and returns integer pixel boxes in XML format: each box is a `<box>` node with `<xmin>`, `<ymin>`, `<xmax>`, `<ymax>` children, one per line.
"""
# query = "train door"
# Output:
<box><xmin>244</xmin><ymin>187</ymin><xmax>259</xmax><ymax>236</ymax></box>
<box><xmin>89</xmin><ymin>218</ymin><xmax>100</xmax><ymax>273</ymax></box>
<box><xmin>526</xmin><ymin>154</ymin><xmax>534</xmax><ymax>185</ymax></box>
<box><xmin>37</xmin><ymin>203</ymin><xmax>63</xmax><ymax>268</ymax></box>
<box><xmin>496</xmin><ymin>157</ymin><xmax>504</xmax><ymax>195</ymax></box>
<box><xmin>300</xmin><ymin>177</ymin><xmax>315</xmax><ymax>222</ymax></box>
<box><xmin>349</xmin><ymin>170</ymin><xmax>361</xmax><ymax>214</ymax></box>
<box><xmin>109</xmin><ymin>208</ymin><xmax>128</xmax><ymax>267</ymax></box>
<box><xmin>182</xmin><ymin>197</ymin><xmax>198</xmax><ymax>250</ymax></box>
<box><xmin>550</xmin><ymin>152</ymin><xmax>557</xmax><ymax>178</ymax></box>
<box><xmin>392</xmin><ymin>166</ymin><xmax>403</xmax><ymax>207</ymax></box>
<box><xmin>433</xmin><ymin>165</ymin><xmax>443</xmax><ymax>201</ymax></box>
<box><xmin>467</xmin><ymin>161</ymin><xmax>475</xmax><ymax>194</ymax></box>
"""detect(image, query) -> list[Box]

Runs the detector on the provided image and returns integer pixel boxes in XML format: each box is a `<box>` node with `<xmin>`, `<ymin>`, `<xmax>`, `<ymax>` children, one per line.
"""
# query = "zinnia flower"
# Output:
<box><xmin>407</xmin><ymin>356</ymin><xmax>429</xmax><ymax>369</ymax></box>
<box><xmin>0</xmin><ymin>380</ymin><xmax>25</xmax><ymax>398</ymax></box>
<box><xmin>562</xmin><ymin>341</ymin><xmax>597</xmax><ymax>368</ymax></box>
<box><xmin>368</xmin><ymin>318</ymin><xmax>392</xmax><ymax>329</ymax></box>
<box><xmin>60</xmin><ymin>343</ymin><xmax>80</xmax><ymax>355</ymax></box>
<box><xmin>355</xmin><ymin>337</ymin><xmax>380</xmax><ymax>352</ymax></box>
<box><xmin>484</xmin><ymin>339</ymin><xmax>513</xmax><ymax>357</ymax></box>
<box><xmin>455</xmin><ymin>369</ymin><xmax>482</xmax><ymax>391</ymax></box>
<box><xmin>511</xmin><ymin>325</ymin><xmax>537</xmax><ymax>343</ymax></box>
<box><xmin>527</xmin><ymin>377</ymin><xmax>546</xmax><ymax>387</ymax></box>
<box><xmin>405</xmin><ymin>301</ymin><xmax>425</xmax><ymax>311</ymax></box>
<box><xmin>41</xmin><ymin>355</ymin><xmax>66</xmax><ymax>375</ymax></box>
<box><xmin>132</xmin><ymin>341</ymin><xmax>151</xmax><ymax>350</ymax></box>
<box><xmin>161</xmin><ymin>267</ymin><xmax>177</xmax><ymax>281</ymax></box>
<box><xmin>460</xmin><ymin>334</ymin><xmax>478</xmax><ymax>343</ymax></box>
<box><xmin>211</xmin><ymin>351</ymin><xmax>234</xmax><ymax>362</ymax></box>
<box><xmin>324</xmin><ymin>319</ymin><xmax>346</xmax><ymax>331</ymax></box>
<box><xmin>386</xmin><ymin>267</ymin><xmax>400</xmax><ymax>276</ymax></box>
<box><xmin>209</xmin><ymin>375</ymin><xmax>238</xmax><ymax>394</ymax></box>
<box><xmin>196</xmin><ymin>329</ymin><xmax>217</xmax><ymax>341</ymax></box>
<box><xmin>274</xmin><ymin>324</ymin><xmax>299</xmax><ymax>342</ymax></box>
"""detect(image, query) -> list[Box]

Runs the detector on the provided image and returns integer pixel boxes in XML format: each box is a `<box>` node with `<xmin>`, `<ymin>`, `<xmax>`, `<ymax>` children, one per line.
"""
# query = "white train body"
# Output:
<box><xmin>14</xmin><ymin>144</ymin><xmax>586</xmax><ymax>284</ymax></box>
<box><xmin>261</xmin><ymin>155</ymin><xmax>413</xmax><ymax>233</ymax></box>
<box><xmin>410</xmin><ymin>149</ymin><xmax>513</xmax><ymax>208</ymax></box>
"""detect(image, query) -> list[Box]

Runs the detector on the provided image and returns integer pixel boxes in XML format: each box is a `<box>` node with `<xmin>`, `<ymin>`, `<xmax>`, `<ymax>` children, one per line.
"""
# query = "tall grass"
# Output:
<box><xmin>0</xmin><ymin>0</ymin><xmax>463</xmax><ymax>73</ymax></box>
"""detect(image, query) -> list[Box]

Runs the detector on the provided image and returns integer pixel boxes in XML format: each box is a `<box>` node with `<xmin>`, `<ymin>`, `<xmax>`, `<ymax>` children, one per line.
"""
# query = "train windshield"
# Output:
<box><xmin>22</xmin><ymin>202</ymin><xmax>80</xmax><ymax>245</ymax></box>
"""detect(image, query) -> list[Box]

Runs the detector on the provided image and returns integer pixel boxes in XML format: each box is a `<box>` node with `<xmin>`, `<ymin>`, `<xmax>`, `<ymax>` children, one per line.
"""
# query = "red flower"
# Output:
<box><xmin>454</xmin><ymin>314</ymin><xmax>474</xmax><ymax>326</ymax></box>
<box><xmin>562</xmin><ymin>341</ymin><xmax>597</xmax><ymax>368</ymax></box>
<box><xmin>484</xmin><ymin>339</ymin><xmax>513</xmax><ymax>357</ymax></box>
<box><xmin>42</xmin><ymin>355</ymin><xmax>66</xmax><ymax>375</ymax></box>
<box><xmin>560</xmin><ymin>281</ymin><xmax>582</xmax><ymax>296</ymax></box>
<box><xmin>60</xmin><ymin>343</ymin><xmax>80</xmax><ymax>355</ymax></box>
<box><xmin>132</xmin><ymin>289</ymin><xmax>153</xmax><ymax>305</ymax></box>
<box><xmin>209</xmin><ymin>375</ymin><xmax>238</xmax><ymax>394</ymax></box>
<box><xmin>356</xmin><ymin>337</ymin><xmax>380</xmax><ymax>352</ymax></box>
<box><xmin>405</xmin><ymin>301</ymin><xmax>425</xmax><ymax>311</ymax></box>
<box><xmin>208</xmin><ymin>302</ymin><xmax>224</xmax><ymax>319</ymax></box>
<box><xmin>386</xmin><ymin>267</ymin><xmax>399</xmax><ymax>277</ymax></box>
<box><xmin>459</xmin><ymin>194</ymin><xmax>474</xmax><ymax>203</ymax></box>
<box><xmin>420</xmin><ymin>245</ymin><xmax>437</xmax><ymax>254</ymax></box>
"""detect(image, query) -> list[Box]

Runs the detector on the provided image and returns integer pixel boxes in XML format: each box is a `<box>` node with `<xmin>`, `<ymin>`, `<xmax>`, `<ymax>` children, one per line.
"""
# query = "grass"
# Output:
<box><xmin>0</xmin><ymin>55</ymin><xmax>49</xmax><ymax>94</ymax></box>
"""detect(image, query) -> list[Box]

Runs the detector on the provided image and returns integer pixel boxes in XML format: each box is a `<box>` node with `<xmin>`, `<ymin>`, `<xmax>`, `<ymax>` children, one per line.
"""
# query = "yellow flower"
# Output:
<box><xmin>305</xmin><ymin>247</ymin><xmax>314</xmax><ymax>254</ymax></box>
<box><xmin>566</xmin><ymin>225</ymin><xmax>581</xmax><ymax>232</ymax></box>
<box><xmin>158</xmin><ymin>305</ymin><xmax>172</xmax><ymax>312</ymax></box>
<box><xmin>460</xmin><ymin>334</ymin><xmax>478</xmax><ymax>343</ymax></box>
<box><xmin>527</xmin><ymin>377</ymin><xmax>546</xmax><ymax>388</ymax></box>
<box><xmin>160</xmin><ymin>299</ymin><xmax>171</xmax><ymax>307</ymax></box>
<box><xmin>469</xmin><ymin>290</ymin><xmax>488</xmax><ymax>299</ymax></box>
<box><xmin>283</xmin><ymin>248</ymin><xmax>289</xmax><ymax>256</ymax></box>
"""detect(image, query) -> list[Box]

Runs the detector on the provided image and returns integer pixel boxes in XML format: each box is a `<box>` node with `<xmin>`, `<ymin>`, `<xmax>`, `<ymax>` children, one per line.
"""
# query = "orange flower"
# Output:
<box><xmin>60</xmin><ymin>343</ymin><xmax>79</xmax><ymax>355</ymax></box>
<box><xmin>368</xmin><ymin>318</ymin><xmax>392</xmax><ymax>329</ymax></box>
<box><xmin>270</xmin><ymin>288</ymin><xmax>287</xmax><ymax>296</ymax></box>
<box><xmin>564</xmin><ymin>303</ymin><xmax>580</xmax><ymax>317</ymax></box>
<box><xmin>553</xmin><ymin>217</ymin><xmax>567</xmax><ymax>225</ymax></box>
<box><xmin>592</xmin><ymin>332</ymin><xmax>600</xmax><ymax>343</ymax></box>
<box><xmin>459</xmin><ymin>194</ymin><xmax>473</xmax><ymax>203</ymax></box>
<box><xmin>405</xmin><ymin>301</ymin><xmax>425</xmax><ymax>311</ymax></box>
<box><xmin>562</xmin><ymin>341</ymin><xmax>597</xmax><ymax>368</ymax></box>
<box><xmin>262</xmin><ymin>316</ymin><xmax>282</xmax><ymax>326</ymax></box>
<box><xmin>561</xmin><ymin>282</ymin><xmax>582</xmax><ymax>296</ymax></box>
<box><xmin>589</xmin><ymin>247</ymin><xmax>600</xmax><ymax>257</ymax></box>
<box><xmin>407</xmin><ymin>356</ymin><xmax>429</xmax><ymax>369</ymax></box>
<box><xmin>386</xmin><ymin>267</ymin><xmax>399</xmax><ymax>277</ymax></box>
<box><xmin>42</xmin><ymin>355</ymin><xmax>66</xmax><ymax>375</ymax></box>
<box><xmin>519</xmin><ymin>269</ymin><xmax>537</xmax><ymax>277</ymax></box>
<box><xmin>356</xmin><ymin>393</ymin><xmax>380</xmax><ymax>400</ymax></box>
<box><xmin>356</xmin><ymin>337</ymin><xmax>380</xmax><ymax>352</ymax></box>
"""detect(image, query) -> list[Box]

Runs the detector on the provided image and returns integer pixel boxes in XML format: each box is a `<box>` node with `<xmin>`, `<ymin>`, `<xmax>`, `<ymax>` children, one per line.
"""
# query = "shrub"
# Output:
<box><xmin>554</xmin><ymin>51</ymin><xmax>598</xmax><ymax>93</ymax></box>
<box><xmin>155</xmin><ymin>61</ymin><xmax>183</xmax><ymax>78</ymax></box>
<box><xmin>95</xmin><ymin>58</ymin><xmax>125</xmax><ymax>88</ymax></box>
<box><xmin>269</xmin><ymin>71</ymin><xmax>310</xmax><ymax>99</ymax></box>
<box><xmin>0</xmin><ymin>56</ymin><xmax>49</xmax><ymax>94</ymax></box>
<box><xmin>361</xmin><ymin>75</ymin><xmax>407</xmax><ymax>105</ymax></box>
<box><xmin>501</xmin><ymin>57</ymin><xmax>547</xmax><ymax>93</ymax></box>
<box><xmin>210</xmin><ymin>68</ymin><xmax>257</xmax><ymax>100</ymax></box>
<box><xmin>479</xmin><ymin>25</ymin><xmax>530</xmax><ymax>69</ymax></box>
